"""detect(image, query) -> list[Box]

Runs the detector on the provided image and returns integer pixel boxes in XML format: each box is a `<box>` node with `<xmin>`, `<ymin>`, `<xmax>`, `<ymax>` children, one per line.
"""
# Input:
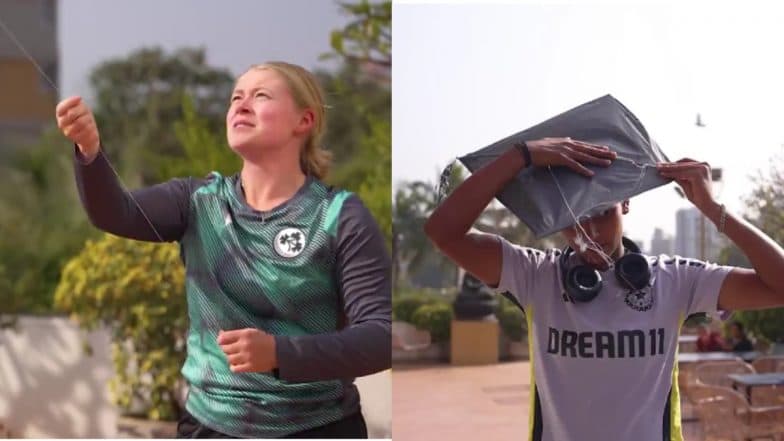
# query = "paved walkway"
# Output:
<box><xmin>392</xmin><ymin>361</ymin><xmax>702</xmax><ymax>441</ymax></box>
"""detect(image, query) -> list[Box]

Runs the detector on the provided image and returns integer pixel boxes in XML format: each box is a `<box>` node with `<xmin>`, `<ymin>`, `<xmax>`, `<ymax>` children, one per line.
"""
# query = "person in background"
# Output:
<box><xmin>696</xmin><ymin>324</ymin><xmax>726</xmax><ymax>352</ymax></box>
<box><xmin>725</xmin><ymin>321</ymin><xmax>754</xmax><ymax>352</ymax></box>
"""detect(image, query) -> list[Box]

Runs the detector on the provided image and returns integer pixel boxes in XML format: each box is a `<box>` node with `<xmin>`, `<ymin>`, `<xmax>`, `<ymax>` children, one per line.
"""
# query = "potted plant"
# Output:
<box><xmin>55</xmin><ymin>233</ymin><xmax>187</xmax><ymax>435</ymax></box>
<box><xmin>392</xmin><ymin>289</ymin><xmax>453</xmax><ymax>361</ymax></box>
<box><xmin>497</xmin><ymin>297</ymin><xmax>527</xmax><ymax>360</ymax></box>
<box><xmin>411</xmin><ymin>302</ymin><xmax>452</xmax><ymax>361</ymax></box>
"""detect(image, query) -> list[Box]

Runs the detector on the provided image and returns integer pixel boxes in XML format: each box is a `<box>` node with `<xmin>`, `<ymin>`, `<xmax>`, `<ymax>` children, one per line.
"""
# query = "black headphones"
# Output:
<box><xmin>560</xmin><ymin>237</ymin><xmax>651</xmax><ymax>303</ymax></box>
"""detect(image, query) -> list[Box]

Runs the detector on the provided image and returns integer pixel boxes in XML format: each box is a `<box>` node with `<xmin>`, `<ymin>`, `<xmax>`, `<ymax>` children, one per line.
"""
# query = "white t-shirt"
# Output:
<box><xmin>495</xmin><ymin>237</ymin><xmax>733</xmax><ymax>441</ymax></box>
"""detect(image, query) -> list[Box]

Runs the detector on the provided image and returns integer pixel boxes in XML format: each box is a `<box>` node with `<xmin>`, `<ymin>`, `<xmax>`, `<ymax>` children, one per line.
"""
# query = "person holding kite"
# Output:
<box><xmin>425</xmin><ymin>96</ymin><xmax>784</xmax><ymax>441</ymax></box>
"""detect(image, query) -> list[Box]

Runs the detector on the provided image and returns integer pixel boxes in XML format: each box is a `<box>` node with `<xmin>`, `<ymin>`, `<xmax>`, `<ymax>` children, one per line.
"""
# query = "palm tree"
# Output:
<box><xmin>392</xmin><ymin>164</ymin><xmax>468</xmax><ymax>291</ymax></box>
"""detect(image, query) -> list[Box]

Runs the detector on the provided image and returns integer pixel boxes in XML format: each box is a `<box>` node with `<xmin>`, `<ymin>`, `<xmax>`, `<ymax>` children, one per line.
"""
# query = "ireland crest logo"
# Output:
<box><xmin>274</xmin><ymin>228</ymin><xmax>306</xmax><ymax>258</ymax></box>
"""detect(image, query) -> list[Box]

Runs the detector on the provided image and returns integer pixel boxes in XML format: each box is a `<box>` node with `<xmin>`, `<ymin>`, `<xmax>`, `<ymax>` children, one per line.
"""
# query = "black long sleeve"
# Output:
<box><xmin>274</xmin><ymin>195</ymin><xmax>392</xmax><ymax>381</ymax></box>
<box><xmin>73</xmin><ymin>147</ymin><xmax>198</xmax><ymax>242</ymax></box>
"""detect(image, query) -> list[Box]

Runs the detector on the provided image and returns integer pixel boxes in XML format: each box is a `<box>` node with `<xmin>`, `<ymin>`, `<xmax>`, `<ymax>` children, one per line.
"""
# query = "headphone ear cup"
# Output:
<box><xmin>565</xmin><ymin>265</ymin><xmax>603</xmax><ymax>302</ymax></box>
<box><xmin>615</xmin><ymin>253</ymin><xmax>651</xmax><ymax>291</ymax></box>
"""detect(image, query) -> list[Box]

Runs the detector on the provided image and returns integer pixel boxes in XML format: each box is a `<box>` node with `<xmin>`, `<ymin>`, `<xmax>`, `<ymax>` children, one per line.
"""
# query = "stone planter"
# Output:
<box><xmin>499</xmin><ymin>334</ymin><xmax>529</xmax><ymax>361</ymax></box>
<box><xmin>507</xmin><ymin>340</ymin><xmax>529</xmax><ymax>360</ymax></box>
<box><xmin>392</xmin><ymin>341</ymin><xmax>449</xmax><ymax>363</ymax></box>
<box><xmin>451</xmin><ymin>318</ymin><xmax>499</xmax><ymax>365</ymax></box>
<box><xmin>117</xmin><ymin>415</ymin><xmax>177</xmax><ymax>438</ymax></box>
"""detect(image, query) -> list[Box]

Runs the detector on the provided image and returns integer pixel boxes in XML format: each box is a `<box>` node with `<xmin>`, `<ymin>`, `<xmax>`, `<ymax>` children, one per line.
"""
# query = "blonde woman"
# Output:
<box><xmin>56</xmin><ymin>62</ymin><xmax>390</xmax><ymax>439</ymax></box>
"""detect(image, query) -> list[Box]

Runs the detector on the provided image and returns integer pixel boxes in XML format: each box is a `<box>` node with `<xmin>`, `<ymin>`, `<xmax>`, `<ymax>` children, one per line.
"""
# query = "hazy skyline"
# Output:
<box><xmin>393</xmin><ymin>2</ymin><xmax>784</xmax><ymax>252</ymax></box>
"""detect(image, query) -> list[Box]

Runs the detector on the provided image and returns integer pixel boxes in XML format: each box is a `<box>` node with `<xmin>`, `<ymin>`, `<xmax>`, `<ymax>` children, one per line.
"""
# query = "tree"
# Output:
<box><xmin>0</xmin><ymin>128</ymin><xmax>95</xmax><ymax>313</ymax></box>
<box><xmin>327</xmin><ymin>1</ymin><xmax>391</xmax><ymax>74</ymax></box>
<box><xmin>320</xmin><ymin>67</ymin><xmax>391</xmax><ymax>247</ymax></box>
<box><xmin>393</xmin><ymin>181</ymin><xmax>441</xmax><ymax>289</ymax></box>
<box><xmin>317</xmin><ymin>64</ymin><xmax>390</xmax><ymax>176</ymax></box>
<box><xmin>723</xmin><ymin>151</ymin><xmax>784</xmax><ymax>344</ymax></box>
<box><xmin>0</xmin><ymin>87</ymin><xmax>243</xmax><ymax>315</ymax></box>
<box><xmin>392</xmin><ymin>162</ymin><xmax>560</xmax><ymax>291</ymax></box>
<box><xmin>324</xmin><ymin>0</ymin><xmax>392</xmax><ymax>247</ymax></box>
<box><xmin>157</xmin><ymin>94</ymin><xmax>241</xmax><ymax>180</ymax></box>
<box><xmin>89</xmin><ymin>47</ymin><xmax>235</xmax><ymax>184</ymax></box>
<box><xmin>393</xmin><ymin>165</ymin><xmax>465</xmax><ymax>290</ymax></box>
<box><xmin>54</xmin><ymin>234</ymin><xmax>187</xmax><ymax>421</ymax></box>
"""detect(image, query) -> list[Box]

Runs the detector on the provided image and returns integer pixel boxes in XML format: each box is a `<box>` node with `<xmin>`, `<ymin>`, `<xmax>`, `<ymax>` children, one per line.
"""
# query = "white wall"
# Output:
<box><xmin>0</xmin><ymin>316</ymin><xmax>118</xmax><ymax>438</ymax></box>
<box><xmin>0</xmin><ymin>316</ymin><xmax>391</xmax><ymax>438</ymax></box>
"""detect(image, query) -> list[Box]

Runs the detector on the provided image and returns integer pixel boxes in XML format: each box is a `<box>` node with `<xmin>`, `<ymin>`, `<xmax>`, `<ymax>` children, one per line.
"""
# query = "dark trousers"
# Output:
<box><xmin>176</xmin><ymin>409</ymin><xmax>368</xmax><ymax>439</ymax></box>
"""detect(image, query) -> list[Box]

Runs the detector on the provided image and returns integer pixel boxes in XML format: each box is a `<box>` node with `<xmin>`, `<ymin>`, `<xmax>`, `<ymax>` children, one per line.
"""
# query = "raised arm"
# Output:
<box><xmin>424</xmin><ymin>137</ymin><xmax>615</xmax><ymax>286</ymax></box>
<box><xmin>658</xmin><ymin>159</ymin><xmax>784</xmax><ymax>310</ymax></box>
<box><xmin>73</xmin><ymin>149</ymin><xmax>196</xmax><ymax>242</ymax></box>
<box><xmin>58</xmin><ymin>96</ymin><xmax>195</xmax><ymax>242</ymax></box>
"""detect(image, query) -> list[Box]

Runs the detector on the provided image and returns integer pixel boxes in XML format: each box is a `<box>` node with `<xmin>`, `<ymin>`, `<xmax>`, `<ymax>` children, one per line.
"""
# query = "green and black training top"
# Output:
<box><xmin>73</xmin><ymin>148</ymin><xmax>391</xmax><ymax>438</ymax></box>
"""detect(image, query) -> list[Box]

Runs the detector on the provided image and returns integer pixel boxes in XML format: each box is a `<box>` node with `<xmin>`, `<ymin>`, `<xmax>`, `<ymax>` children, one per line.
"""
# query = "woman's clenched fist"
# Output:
<box><xmin>56</xmin><ymin>96</ymin><xmax>100</xmax><ymax>160</ymax></box>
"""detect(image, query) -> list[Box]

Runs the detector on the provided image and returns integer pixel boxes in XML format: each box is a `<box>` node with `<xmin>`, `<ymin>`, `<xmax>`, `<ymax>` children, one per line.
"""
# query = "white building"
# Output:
<box><xmin>649</xmin><ymin>227</ymin><xmax>673</xmax><ymax>256</ymax></box>
<box><xmin>674</xmin><ymin>207</ymin><xmax>724</xmax><ymax>261</ymax></box>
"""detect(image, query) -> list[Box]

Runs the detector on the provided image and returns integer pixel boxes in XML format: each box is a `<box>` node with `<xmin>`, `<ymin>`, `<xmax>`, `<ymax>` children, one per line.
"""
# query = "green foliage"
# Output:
<box><xmin>352</xmin><ymin>114</ymin><xmax>391</xmax><ymax>246</ymax></box>
<box><xmin>683</xmin><ymin>313</ymin><xmax>711</xmax><ymax>329</ymax></box>
<box><xmin>411</xmin><ymin>303</ymin><xmax>452</xmax><ymax>343</ymax></box>
<box><xmin>0</xmin><ymin>265</ymin><xmax>17</xmax><ymax>328</ymax></box>
<box><xmin>392</xmin><ymin>167</ymin><xmax>466</xmax><ymax>290</ymax></box>
<box><xmin>54</xmin><ymin>234</ymin><xmax>187</xmax><ymax>421</ymax></box>
<box><xmin>89</xmin><ymin>47</ymin><xmax>234</xmax><ymax>184</ymax></box>
<box><xmin>392</xmin><ymin>288</ymin><xmax>454</xmax><ymax>343</ymax></box>
<box><xmin>0</xmin><ymin>47</ymin><xmax>235</xmax><ymax>316</ymax></box>
<box><xmin>321</xmin><ymin>67</ymin><xmax>391</xmax><ymax>246</ymax></box>
<box><xmin>392</xmin><ymin>159</ymin><xmax>558</xmax><ymax>291</ymax></box>
<box><xmin>0</xmin><ymin>85</ymin><xmax>241</xmax><ymax>316</ymax></box>
<box><xmin>158</xmin><ymin>94</ymin><xmax>241</xmax><ymax>180</ymax></box>
<box><xmin>392</xmin><ymin>292</ymin><xmax>440</xmax><ymax>323</ymax></box>
<box><xmin>497</xmin><ymin>306</ymin><xmax>525</xmax><ymax>342</ymax></box>
<box><xmin>316</xmin><ymin>65</ymin><xmax>390</xmax><ymax>159</ymax></box>
<box><xmin>717</xmin><ymin>152</ymin><xmax>784</xmax><ymax>344</ymax></box>
<box><xmin>0</xmin><ymin>128</ymin><xmax>95</xmax><ymax>313</ymax></box>
<box><xmin>733</xmin><ymin>309</ymin><xmax>784</xmax><ymax>344</ymax></box>
<box><xmin>323</xmin><ymin>0</ymin><xmax>391</xmax><ymax>248</ymax></box>
<box><xmin>496</xmin><ymin>295</ymin><xmax>526</xmax><ymax>341</ymax></box>
<box><xmin>326</xmin><ymin>1</ymin><xmax>391</xmax><ymax>72</ymax></box>
<box><xmin>717</xmin><ymin>243</ymin><xmax>752</xmax><ymax>268</ymax></box>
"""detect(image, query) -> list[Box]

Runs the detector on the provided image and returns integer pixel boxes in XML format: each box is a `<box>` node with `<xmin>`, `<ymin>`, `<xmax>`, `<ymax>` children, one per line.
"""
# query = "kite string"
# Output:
<box><xmin>547</xmin><ymin>166</ymin><xmax>615</xmax><ymax>269</ymax></box>
<box><xmin>548</xmin><ymin>160</ymin><xmax>656</xmax><ymax>294</ymax></box>
<box><xmin>0</xmin><ymin>14</ymin><xmax>165</xmax><ymax>242</ymax></box>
